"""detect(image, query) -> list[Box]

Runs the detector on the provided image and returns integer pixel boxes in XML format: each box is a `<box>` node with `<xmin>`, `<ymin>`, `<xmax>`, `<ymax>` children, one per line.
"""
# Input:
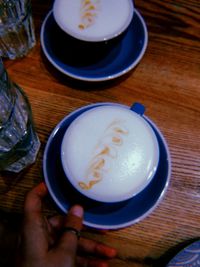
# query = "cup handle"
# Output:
<box><xmin>130</xmin><ymin>103</ymin><xmax>145</xmax><ymax>115</ymax></box>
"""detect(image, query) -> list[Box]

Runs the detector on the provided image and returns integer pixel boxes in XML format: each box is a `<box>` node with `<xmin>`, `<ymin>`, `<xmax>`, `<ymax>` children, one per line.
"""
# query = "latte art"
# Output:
<box><xmin>61</xmin><ymin>105</ymin><xmax>160</xmax><ymax>202</ymax></box>
<box><xmin>79</xmin><ymin>120</ymin><xmax>128</xmax><ymax>190</ymax></box>
<box><xmin>78</xmin><ymin>0</ymin><xmax>101</xmax><ymax>30</ymax></box>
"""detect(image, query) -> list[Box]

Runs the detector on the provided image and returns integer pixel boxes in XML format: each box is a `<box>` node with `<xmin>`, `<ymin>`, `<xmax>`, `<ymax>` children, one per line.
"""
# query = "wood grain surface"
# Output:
<box><xmin>0</xmin><ymin>0</ymin><xmax>199</xmax><ymax>266</ymax></box>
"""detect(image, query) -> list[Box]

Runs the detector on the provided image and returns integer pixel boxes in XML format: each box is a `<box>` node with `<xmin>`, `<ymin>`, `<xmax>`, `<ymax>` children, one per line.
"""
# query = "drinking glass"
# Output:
<box><xmin>0</xmin><ymin>59</ymin><xmax>40</xmax><ymax>172</ymax></box>
<box><xmin>0</xmin><ymin>0</ymin><xmax>36</xmax><ymax>59</ymax></box>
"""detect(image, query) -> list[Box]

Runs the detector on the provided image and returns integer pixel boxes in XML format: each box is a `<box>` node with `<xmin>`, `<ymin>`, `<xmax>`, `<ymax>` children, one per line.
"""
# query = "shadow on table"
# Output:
<box><xmin>40</xmin><ymin>50</ymin><xmax>136</xmax><ymax>92</ymax></box>
<box><xmin>0</xmin><ymin>167</ymin><xmax>31</xmax><ymax>194</ymax></box>
<box><xmin>0</xmin><ymin>211</ymin><xmax>21</xmax><ymax>267</ymax></box>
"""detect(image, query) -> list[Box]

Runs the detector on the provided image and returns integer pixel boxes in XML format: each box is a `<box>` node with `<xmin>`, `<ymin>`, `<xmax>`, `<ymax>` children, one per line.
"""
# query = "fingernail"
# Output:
<box><xmin>70</xmin><ymin>205</ymin><xmax>84</xmax><ymax>218</ymax></box>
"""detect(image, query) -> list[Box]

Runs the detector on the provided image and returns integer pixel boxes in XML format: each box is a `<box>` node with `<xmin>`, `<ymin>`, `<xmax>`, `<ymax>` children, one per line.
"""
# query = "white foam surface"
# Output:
<box><xmin>61</xmin><ymin>106</ymin><xmax>159</xmax><ymax>202</ymax></box>
<box><xmin>53</xmin><ymin>0</ymin><xmax>134</xmax><ymax>41</ymax></box>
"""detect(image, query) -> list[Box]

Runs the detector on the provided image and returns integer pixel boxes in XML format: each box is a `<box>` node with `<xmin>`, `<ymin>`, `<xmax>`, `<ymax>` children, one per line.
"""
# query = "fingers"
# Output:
<box><xmin>24</xmin><ymin>182</ymin><xmax>48</xmax><ymax>220</ymax></box>
<box><xmin>77</xmin><ymin>256</ymin><xmax>110</xmax><ymax>267</ymax></box>
<box><xmin>77</xmin><ymin>238</ymin><xmax>117</xmax><ymax>267</ymax></box>
<box><xmin>78</xmin><ymin>238</ymin><xmax>117</xmax><ymax>259</ymax></box>
<box><xmin>56</xmin><ymin>205</ymin><xmax>84</xmax><ymax>256</ymax></box>
<box><xmin>20</xmin><ymin>183</ymin><xmax>49</xmax><ymax>258</ymax></box>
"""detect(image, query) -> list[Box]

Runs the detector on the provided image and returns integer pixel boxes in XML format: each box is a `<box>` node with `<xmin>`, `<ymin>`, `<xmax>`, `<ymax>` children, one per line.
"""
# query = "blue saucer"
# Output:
<box><xmin>167</xmin><ymin>240</ymin><xmax>200</xmax><ymax>267</ymax></box>
<box><xmin>43</xmin><ymin>103</ymin><xmax>171</xmax><ymax>229</ymax></box>
<box><xmin>40</xmin><ymin>9</ymin><xmax>148</xmax><ymax>82</ymax></box>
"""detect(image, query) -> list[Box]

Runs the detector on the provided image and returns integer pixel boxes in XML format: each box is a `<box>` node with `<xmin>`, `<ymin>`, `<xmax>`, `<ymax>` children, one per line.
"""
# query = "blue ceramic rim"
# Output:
<box><xmin>43</xmin><ymin>103</ymin><xmax>171</xmax><ymax>229</ymax></box>
<box><xmin>40</xmin><ymin>9</ymin><xmax>148</xmax><ymax>82</ymax></box>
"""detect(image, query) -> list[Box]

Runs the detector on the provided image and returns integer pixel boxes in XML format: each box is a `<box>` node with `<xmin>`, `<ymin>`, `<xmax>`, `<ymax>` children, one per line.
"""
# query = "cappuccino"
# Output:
<box><xmin>61</xmin><ymin>105</ymin><xmax>159</xmax><ymax>202</ymax></box>
<box><xmin>53</xmin><ymin>0</ymin><xmax>134</xmax><ymax>42</ymax></box>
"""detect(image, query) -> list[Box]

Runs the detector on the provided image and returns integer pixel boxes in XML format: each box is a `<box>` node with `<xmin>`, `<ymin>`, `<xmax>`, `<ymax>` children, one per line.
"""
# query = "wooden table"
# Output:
<box><xmin>1</xmin><ymin>0</ymin><xmax>199</xmax><ymax>266</ymax></box>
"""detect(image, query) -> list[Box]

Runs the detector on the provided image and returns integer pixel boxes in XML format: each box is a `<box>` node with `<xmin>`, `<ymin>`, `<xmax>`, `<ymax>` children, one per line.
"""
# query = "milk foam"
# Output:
<box><xmin>53</xmin><ymin>0</ymin><xmax>134</xmax><ymax>41</ymax></box>
<box><xmin>61</xmin><ymin>105</ymin><xmax>159</xmax><ymax>202</ymax></box>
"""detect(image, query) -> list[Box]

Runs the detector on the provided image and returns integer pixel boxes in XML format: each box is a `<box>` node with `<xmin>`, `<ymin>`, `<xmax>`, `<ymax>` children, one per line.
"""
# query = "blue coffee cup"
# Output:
<box><xmin>43</xmin><ymin>102</ymin><xmax>171</xmax><ymax>229</ymax></box>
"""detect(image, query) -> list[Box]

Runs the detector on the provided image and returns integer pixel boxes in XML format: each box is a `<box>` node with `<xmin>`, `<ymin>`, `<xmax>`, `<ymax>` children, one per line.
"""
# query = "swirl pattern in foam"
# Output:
<box><xmin>61</xmin><ymin>106</ymin><xmax>159</xmax><ymax>202</ymax></box>
<box><xmin>78</xmin><ymin>0</ymin><xmax>101</xmax><ymax>30</ymax></box>
<box><xmin>53</xmin><ymin>0</ymin><xmax>134</xmax><ymax>41</ymax></box>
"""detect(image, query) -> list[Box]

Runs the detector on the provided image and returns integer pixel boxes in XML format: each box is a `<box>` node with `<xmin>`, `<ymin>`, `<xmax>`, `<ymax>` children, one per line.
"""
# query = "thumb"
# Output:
<box><xmin>56</xmin><ymin>205</ymin><xmax>83</xmax><ymax>256</ymax></box>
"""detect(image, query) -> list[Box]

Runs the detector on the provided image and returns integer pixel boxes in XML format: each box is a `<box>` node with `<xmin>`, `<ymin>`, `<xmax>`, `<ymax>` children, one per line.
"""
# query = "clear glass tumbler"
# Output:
<box><xmin>0</xmin><ymin>59</ymin><xmax>40</xmax><ymax>172</ymax></box>
<box><xmin>0</xmin><ymin>0</ymin><xmax>36</xmax><ymax>59</ymax></box>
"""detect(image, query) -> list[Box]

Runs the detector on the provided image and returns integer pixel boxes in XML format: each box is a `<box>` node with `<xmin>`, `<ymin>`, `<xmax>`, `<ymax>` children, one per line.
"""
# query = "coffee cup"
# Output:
<box><xmin>61</xmin><ymin>103</ymin><xmax>160</xmax><ymax>203</ymax></box>
<box><xmin>53</xmin><ymin>0</ymin><xmax>134</xmax><ymax>42</ymax></box>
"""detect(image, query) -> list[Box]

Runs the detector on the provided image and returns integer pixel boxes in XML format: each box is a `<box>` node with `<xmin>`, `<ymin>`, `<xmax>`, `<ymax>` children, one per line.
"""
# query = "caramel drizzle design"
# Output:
<box><xmin>79</xmin><ymin>120</ymin><xmax>129</xmax><ymax>190</ymax></box>
<box><xmin>78</xmin><ymin>0</ymin><xmax>100</xmax><ymax>30</ymax></box>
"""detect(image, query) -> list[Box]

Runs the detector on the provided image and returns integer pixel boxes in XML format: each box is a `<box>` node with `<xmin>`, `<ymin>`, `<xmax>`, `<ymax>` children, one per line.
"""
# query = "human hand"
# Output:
<box><xmin>16</xmin><ymin>183</ymin><xmax>117</xmax><ymax>267</ymax></box>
